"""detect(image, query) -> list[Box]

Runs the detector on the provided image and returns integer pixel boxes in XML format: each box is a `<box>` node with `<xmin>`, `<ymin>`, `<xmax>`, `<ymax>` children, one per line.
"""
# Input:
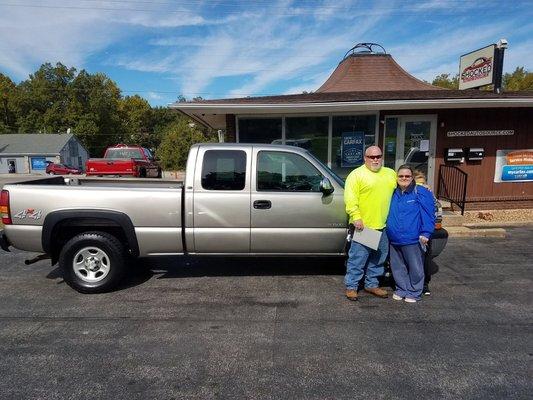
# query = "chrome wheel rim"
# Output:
<box><xmin>73</xmin><ymin>246</ymin><xmax>111</xmax><ymax>283</ymax></box>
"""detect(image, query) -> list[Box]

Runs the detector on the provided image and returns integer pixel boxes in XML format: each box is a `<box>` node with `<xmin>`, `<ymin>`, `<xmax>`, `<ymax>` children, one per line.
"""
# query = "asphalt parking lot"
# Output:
<box><xmin>0</xmin><ymin>227</ymin><xmax>531</xmax><ymax>400</ymax></box>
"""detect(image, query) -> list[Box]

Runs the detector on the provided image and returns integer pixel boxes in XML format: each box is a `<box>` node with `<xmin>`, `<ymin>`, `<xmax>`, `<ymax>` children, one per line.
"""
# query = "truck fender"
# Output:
<box><xmin>42</xmin><ymin>210</ymin><xmax>140</xmax><ymax>258</ymax></box>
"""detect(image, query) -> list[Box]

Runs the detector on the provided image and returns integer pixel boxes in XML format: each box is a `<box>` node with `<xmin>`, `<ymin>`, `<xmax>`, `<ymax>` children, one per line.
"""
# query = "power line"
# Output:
<box><xmin>0</xmin><ymin>1</ymin><xmax>523</xmax><ymax>16</ymax></box>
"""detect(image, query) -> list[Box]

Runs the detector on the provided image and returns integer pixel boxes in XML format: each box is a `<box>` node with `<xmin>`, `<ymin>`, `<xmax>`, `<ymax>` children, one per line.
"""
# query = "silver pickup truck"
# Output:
<box><xmin>0</xmin><ymin>143</ymin><xmax>447</xmax><ymax>293</ymax></box>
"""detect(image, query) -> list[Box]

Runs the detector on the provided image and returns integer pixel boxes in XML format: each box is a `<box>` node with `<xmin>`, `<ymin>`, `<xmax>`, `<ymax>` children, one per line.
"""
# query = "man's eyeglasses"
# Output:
<box><xmin>366</xmin><ymin>155</ymin><xmax>382</xmax><ymax>160</ymax></box>
<box><xmin>397</xmin><ymin>175</ymin><xmax>412</xmax><ymax>178</ymax></box>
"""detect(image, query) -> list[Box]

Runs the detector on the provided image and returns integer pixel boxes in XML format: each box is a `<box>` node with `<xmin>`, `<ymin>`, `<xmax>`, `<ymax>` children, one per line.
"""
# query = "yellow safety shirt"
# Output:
<box><xmin>344</xmin><ymin>164</ymin><xmax>397</xmax><ymax>229</ymax></box>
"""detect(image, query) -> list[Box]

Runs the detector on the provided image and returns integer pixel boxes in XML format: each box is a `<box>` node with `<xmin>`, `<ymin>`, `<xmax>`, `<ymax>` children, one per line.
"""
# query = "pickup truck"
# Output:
<box><xmin>86</xmin><ymin>144</ymin><xmax>162</xmax><ymax>178</ymax></box>
<box><xmin>0</xmin><ymin>143</ymin><xmax>447</xmax><ymax>293</ymax></box>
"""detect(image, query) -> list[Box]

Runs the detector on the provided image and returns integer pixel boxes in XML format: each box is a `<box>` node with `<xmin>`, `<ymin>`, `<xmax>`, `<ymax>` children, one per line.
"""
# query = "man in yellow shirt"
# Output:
<box><xmin>344</xmin><ymin>146</ymin><xmax>397</xmax><ymax>301</ymax></box>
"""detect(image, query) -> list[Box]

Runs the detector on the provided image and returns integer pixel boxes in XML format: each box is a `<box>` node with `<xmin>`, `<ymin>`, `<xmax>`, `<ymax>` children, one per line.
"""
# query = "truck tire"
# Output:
<box><xmin>139</xmin><ymin>168</ymin><xmax>147</xmax><ymax>178</ymax></box>
<box><xmin>59</xmin><ymin>231</ymin><xmax>127</xmax><ymax>294</ymax></box>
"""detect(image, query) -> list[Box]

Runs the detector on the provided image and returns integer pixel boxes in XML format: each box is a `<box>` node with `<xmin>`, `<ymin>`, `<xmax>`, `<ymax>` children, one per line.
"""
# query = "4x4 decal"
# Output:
<box><xmin>14</xmin><ymin>209</ymin><xmax>42</xmax><ymax>220</ymax></box>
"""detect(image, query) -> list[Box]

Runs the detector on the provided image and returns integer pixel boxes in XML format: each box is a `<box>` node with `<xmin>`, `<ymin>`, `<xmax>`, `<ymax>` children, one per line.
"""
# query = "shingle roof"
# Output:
<box><xmin>0</xmin><ymin>134</ymin><xmax>74</xmax><ymax>155</ymax></box>
<box><xmin>317</xmin><ymin>54</ymin><xmax>441</xmax><ymax>92</ymax></box>
<box><xmin>176</xmin><ymin>89</ymin><xmax>533</xmax><ymax>105</ymax></box>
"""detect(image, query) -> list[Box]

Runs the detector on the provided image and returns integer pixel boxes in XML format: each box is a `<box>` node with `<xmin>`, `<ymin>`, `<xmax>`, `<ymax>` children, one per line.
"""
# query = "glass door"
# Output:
<box><xmin>384</xmin><ymin>115</ymin><xmax>437</xmax><ymax>187</ymax></box>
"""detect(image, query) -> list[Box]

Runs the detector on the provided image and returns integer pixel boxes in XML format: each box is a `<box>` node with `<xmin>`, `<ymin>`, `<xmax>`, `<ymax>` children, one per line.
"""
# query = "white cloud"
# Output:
<box><xmin>0</xmin><ymin>3</ymin><xmax>123</xmax><ymax>78</ymax></box>
<box><xmin>502</xmin><ymin>40</ymin><xmax>533</xmax><ymax>72</ymax></box>
<box><xmin>147</xmin><ymin>92</ymin><xmax>163</xmax><ymax>100</ymax></box>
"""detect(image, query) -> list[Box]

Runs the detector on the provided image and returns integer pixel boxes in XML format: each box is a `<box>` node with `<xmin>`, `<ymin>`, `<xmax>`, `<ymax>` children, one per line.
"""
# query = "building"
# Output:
<box><xmin>172</xmin><ymin>44</ymin><xmax>533</xmax><ymax>210</ymax></box>
<box><xmin>0</xmin><ymin>134</ymin><xmax>89</xmax><ymax>174</ymax></box>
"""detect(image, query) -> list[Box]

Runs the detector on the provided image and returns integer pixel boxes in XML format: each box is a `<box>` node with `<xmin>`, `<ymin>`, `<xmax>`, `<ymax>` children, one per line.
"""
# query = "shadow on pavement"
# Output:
<box><xmin>45</xmin><ymin>255</ymin><xmax>442</xmax><ymax>292</ymax></box>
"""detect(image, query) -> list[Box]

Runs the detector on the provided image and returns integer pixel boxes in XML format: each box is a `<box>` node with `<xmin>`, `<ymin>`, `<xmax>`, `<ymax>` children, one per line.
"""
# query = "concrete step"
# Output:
<box><xmin>439</xmin><ymin>199</ymin><xmax>452</xmax><ymax>209</ymax></box>
<box><xmin>446</xmin><ymin>226</ymin><xmax>506</xmax><ymax>238</ymax></box>
<box><xmin>442</xmin><ymin>211</ymin><xmax>465</xmax><ymax>227</ymax></box>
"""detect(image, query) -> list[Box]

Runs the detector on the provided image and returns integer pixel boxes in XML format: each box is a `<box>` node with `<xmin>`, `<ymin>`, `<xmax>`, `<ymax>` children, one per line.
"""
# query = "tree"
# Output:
<box><xmin>67</xmin><ymin>70</ymin><xmax>124</xmax><ymax>156</ymax></box>
<box><xmin>119</xmin><ymin>95</ymin><xmax>153</xmax><ymax>147</ymax></box>
<box><xmin>0</xmin><ymin>73</ymin><xmax>17</xmax><ymax>133</ymax></box>
<box><xmin>431</xmin><ymin>73</ymin><xmax>459</xmax><ymax>89</ymax></box>
<box><xmin>13</xmin><ymin>62</ymin><xmax>76</xmax><ymax>133</ymax></box>
<box><xmin>503</xmin><ymin>67</ymin><xmax>533</xmax><ymax>91</ymax></box>
<box><xmin>157</xmin><ymin>118</ymin><xmax>215</xmax><ymax>170</ymax></box>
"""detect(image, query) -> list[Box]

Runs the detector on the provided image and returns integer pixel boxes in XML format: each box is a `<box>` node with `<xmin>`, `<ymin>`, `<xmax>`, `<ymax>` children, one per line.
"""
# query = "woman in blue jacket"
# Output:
<box><xmin>386</xmin><ymin>165</ymin><xmax>435</xmax><ymax>303</ymax></box>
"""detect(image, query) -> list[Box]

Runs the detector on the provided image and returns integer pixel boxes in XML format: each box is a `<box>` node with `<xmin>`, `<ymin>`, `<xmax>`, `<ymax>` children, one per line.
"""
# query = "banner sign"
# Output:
<box><xmin>447</xmin><ymin>130</ymin><xmax>514</xmax><ymax>137</ymax></box>
<box><xmin>459</xmin><ymin>44</ymin><xmax>495</xmax><ymax>90</ymax></box>
<box><xmin>494</xmin><ymin>149</ymin><xmax>533</xmax><ymax>183</ymax></box>
<box><xmin>341</xmin><ymin>132</ymin><xmax>364</xmax><ymax>168</ymax></box>
<box><xmin>30</xmin><ymin>157</ymin><xmax>47</xmax><ymax>170</ymax></box>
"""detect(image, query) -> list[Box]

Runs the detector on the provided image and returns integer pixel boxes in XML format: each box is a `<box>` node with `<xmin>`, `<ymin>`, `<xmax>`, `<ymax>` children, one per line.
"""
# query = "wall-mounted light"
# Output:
<box><xmin>440</xmin><ymin>122</ymin><xmax>445</xmax><ymax>128</ymax></box>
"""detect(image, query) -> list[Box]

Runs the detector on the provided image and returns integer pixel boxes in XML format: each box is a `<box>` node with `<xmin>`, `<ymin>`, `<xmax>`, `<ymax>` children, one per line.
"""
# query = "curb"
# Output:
<box><xmin>463</xmin><ymin>221</ymin><xmax>533</xmax><ymax>229</ymax></box>
<box><xmin>445</xmin><ymin>226</ymin><xmax>507</xmax><ymax>238</ymax></box>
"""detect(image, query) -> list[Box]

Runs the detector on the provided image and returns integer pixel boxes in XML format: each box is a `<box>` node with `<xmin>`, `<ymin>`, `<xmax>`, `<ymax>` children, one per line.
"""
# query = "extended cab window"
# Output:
<box><xmin>201</xmin><ymin>150</ymin><xmax>246</xmax><ymax>190</ymax></box>
<box><xmin>257</xmin><ymin>151</ymin><xmax>322</xmax><ymax>192</ymax></box>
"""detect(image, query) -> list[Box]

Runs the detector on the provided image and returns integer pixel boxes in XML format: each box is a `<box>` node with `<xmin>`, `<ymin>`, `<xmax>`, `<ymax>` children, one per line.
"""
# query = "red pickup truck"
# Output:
<box><xmin>85</xmin><ymin>144</ymin><xmax>162</xmax><ymax>178</ymax></box>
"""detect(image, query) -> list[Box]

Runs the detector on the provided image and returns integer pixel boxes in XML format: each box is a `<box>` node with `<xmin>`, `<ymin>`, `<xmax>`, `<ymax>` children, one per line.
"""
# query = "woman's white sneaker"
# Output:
<box><xmin>392</xmin><ymin>293</ymin><xmax>403</xmax><ymax>301</ymax></box>
<box><xmin>404</xmin><ymin>298</ymin><xmax>417</xmax><ymax>303</ymax></box>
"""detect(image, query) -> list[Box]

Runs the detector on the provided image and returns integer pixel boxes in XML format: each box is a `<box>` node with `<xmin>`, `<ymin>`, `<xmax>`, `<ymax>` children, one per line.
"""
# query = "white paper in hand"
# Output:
<box><xmin>352</xmin><ymin>227</ymin><xmax>382</xmax><ymax>250</ymax></box>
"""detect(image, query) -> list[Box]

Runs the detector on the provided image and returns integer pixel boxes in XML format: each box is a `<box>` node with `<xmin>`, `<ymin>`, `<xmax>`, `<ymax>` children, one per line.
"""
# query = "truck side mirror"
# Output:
<box><xmin>320</xmin><ymin>177</ymin><xmax>334</xmax><ymax>195</ymax></box>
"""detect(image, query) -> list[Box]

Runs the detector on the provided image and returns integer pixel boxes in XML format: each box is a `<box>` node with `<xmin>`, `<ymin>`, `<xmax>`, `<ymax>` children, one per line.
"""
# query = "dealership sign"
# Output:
<box><xmin>447</xmin><ymin>130</ymin><xmax>514</xmax><ymax>137</ymax></box>
<box><xmin>459</xmin><ymin>44</ymin><xmax>496</xmax><ymax>90</ymax></box>
<box><xmin>494</xmin><ymin>149</ymin><xmax>533</xmax><ymax>183</ymax></box>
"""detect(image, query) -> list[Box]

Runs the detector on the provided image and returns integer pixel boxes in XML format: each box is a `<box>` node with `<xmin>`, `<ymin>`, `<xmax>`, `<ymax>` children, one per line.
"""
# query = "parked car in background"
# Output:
<box><xmin>85</xmin><ymin>144</ymin><xmax>162</xmax><ymax>178</ymax></box>
<box><xmin>45</xmin><ymin>162</ymin><xmax>82</xmax><ymax>175</ymax></box>
<box><xmin>404</xmin><ymin>147</ymin><xmax>428</xmax><ymax>174</ymax></box>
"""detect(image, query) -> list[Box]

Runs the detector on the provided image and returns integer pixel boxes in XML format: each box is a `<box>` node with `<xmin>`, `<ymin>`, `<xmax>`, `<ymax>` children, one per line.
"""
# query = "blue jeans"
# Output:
<box><xmin>345</xmin><ymin>232</ymin><xmax>389</xmax><ymax>290</ymax></box>
<box><xmin>390</xmin><ymin>243</ymin><xmax>425</xmax><ymax>300</ymax></box>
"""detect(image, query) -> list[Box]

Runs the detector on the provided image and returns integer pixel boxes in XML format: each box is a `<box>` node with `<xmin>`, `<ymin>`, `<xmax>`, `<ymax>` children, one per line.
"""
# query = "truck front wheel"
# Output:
<box><xmin>59</xmin><ymin>231</ymin><xmax>127</xmax><ymax>294</ymax></box>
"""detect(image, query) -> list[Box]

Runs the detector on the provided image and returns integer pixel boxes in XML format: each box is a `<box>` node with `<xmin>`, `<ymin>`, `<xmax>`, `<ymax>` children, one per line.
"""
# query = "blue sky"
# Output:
<box><xmin>0</xmin><ymin>0</ymin><xmax>532</xmax><ymax>106</ymax></box>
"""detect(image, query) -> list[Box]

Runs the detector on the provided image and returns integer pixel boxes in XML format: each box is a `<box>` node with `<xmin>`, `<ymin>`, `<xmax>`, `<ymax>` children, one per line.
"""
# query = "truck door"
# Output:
<box><xmin>250</xmin><ymin>149</ymin><xmax>346</xmax><ymax>254</ymax></box>
<box><xmin>192</xmin><ymin>147</ymin><xmax>251</xmax><ymax>253</ymax></box>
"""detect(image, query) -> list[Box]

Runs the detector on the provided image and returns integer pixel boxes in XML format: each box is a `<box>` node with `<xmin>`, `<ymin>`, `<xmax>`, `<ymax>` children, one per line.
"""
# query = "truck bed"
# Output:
<box><xmin>4</xmin><ymin>176</ymin><xmax>184</xmax><ymax>256</ymax></box>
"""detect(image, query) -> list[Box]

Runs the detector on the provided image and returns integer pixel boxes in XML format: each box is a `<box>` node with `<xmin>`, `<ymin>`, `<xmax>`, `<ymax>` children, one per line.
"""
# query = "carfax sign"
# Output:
<box><xmin>341</xmin><ymin>132</ymin><xmax>364</xmax><ymax>168</ymax></box>
<box><xmin>459</xmin><ymin>44</ymin><xmax>495</xmax><ymax>90</ymax></box>
<box><xmin>494</xmin><ymin>149</ymin><xmax>533</xmax><ymax>183</ymax></box>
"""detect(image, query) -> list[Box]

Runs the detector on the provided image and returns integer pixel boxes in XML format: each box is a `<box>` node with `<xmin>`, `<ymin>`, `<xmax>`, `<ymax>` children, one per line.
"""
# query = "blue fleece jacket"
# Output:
<box><xmin>386</xmin><ymin>182</ymin><xmax>436</xmax><ymax>246</ymax></box>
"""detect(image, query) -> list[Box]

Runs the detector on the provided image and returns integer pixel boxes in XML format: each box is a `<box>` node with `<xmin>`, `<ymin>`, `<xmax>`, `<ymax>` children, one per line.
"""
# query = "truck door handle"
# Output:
<box><xmin>253</xmin><ymin>200</ymin><xmax>271</xmax><ymax>209</ymax></box>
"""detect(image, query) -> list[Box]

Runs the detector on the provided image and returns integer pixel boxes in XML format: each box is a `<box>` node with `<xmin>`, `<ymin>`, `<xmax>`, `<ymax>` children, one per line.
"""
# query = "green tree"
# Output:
<box><xmin>67</xmin><ymin>70</ymin><xmax>124</xmax><ymax>156</ymax></box>
<box><xmin>157</xmin><ymin>118</ymin><xmax>215</xmax><ymax>170</ymax></box>
<box><xmin>0</xmin><ymin>73</ymin><xmax>17</xmax><ymax>133</ymax></box>
<box><xmin>13</xmin><ymin>62</ymin><xmax>76</xmax><ymax>133</ymax></box>
<box><xmin>503</xmin><ymin>67</ymin><xmax>533</xmax><ymax>90</ymax></box>
<box><xmin>119</xmin><ymin>95</ymin><xmax>153</xmax><ymax>147</ymax></box>
<box><xmin>431</xmin><ymin>73</ymin><xmax>459</xmax><ymax>89</ymax></box>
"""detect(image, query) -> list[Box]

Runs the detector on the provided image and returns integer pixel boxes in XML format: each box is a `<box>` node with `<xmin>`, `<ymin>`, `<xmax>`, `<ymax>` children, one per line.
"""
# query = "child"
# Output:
<box><xmin>413</xmin><ymin>170</ymin><xmax>440</xmax><ymax>296</ymax></box>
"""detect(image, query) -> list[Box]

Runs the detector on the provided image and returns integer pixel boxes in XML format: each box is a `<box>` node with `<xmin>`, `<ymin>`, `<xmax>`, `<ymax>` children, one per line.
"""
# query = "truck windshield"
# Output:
<box><xmin>105</xmin><ymin>148</ymin><xmax>143</xmax><ymax>159</ymax></box>
<box><xmin>306</xmin><ymin>152</ymin><xmax>345</xmax><ymax>188</ymax></box>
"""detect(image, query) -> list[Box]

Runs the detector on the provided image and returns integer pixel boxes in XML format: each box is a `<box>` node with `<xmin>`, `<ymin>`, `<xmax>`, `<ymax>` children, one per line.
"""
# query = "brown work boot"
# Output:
<box><xmin>345</xmin><ymin>289</ymin><xmax>358</xmax><ymax>301</ymax></box>
<box><xmin>364</xmin><ymin>287</ymin><xmax>388</xmax><ymax>298</ymax></box>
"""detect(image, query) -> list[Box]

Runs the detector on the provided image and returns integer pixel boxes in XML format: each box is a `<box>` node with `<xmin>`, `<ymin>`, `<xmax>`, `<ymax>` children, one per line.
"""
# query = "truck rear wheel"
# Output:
<box><xmin>59</xmin><ymin>231</ymin><xmax>127</xmax><ymax>294</ymax></box>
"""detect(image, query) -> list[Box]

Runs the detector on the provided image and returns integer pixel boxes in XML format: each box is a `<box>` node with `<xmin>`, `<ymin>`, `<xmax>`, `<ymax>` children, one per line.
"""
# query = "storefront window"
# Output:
<box><xmin>285</xmin><ymin>116</ymin><xmax>329</xmax><ymax>164</ymax></box>
<box><xmin>332</xmin><ymin>115</ymin><xmax>376</xmax><ymax>178</ymax></box>
<box><xmin>384</xmin><ymin>117</ymin><xmax>398</xmax><ymax>170</ymax></box>
<box><xmin>238</xmin><ymin>118</ymin><xmax>282</xmax><ymax>143</ymax></box>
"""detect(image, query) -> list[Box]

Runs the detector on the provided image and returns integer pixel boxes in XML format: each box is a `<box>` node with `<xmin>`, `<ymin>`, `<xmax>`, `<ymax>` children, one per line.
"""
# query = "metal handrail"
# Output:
<box><xmin>437</xmin><ymin>165</ymin><xmax>468</xmax><ymax>215</ymax></box>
